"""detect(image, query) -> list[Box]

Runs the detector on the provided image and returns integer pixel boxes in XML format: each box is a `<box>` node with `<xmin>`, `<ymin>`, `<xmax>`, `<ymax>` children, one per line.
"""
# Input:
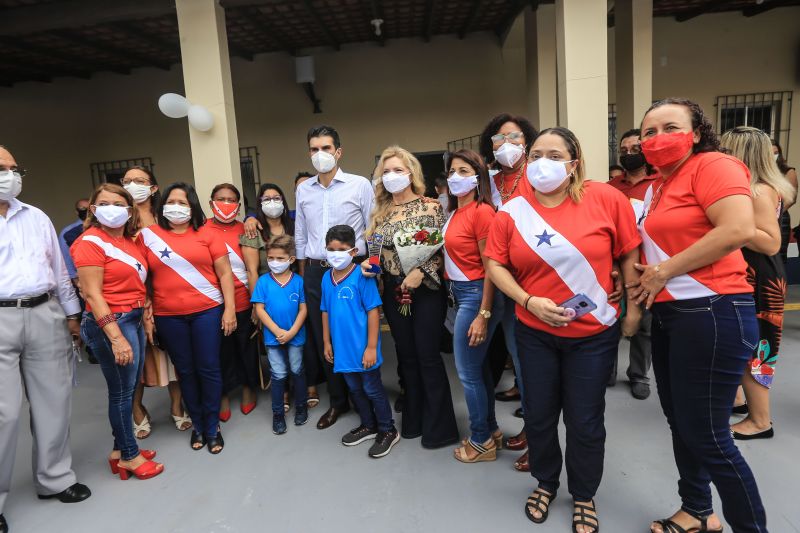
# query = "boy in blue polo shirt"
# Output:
<box><xmin>321</xmin><ymin>225</ymin><xmax>399</xmax><ymax>458</ymax></box>
<box><xmin>251</xmin><ymin>235</ymin><xmax>308</xmax><ymax>435</ymax></box>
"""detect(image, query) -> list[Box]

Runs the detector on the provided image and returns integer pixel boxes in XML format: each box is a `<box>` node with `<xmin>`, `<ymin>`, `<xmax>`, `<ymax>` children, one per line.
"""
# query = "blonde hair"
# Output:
<box><xmin>367</xmin><ymin>146</ymin><xmax>427</xmax><ymax>236</ymax></box>
<box><xmin>536</xmin><ymin>128</ymin><xmax>586</xmax><ymax>203</ymax></box>
<box><xmin>720</xmin><ymin>126</ymin><xmax>795</xmax><ymax>202</ymax></box>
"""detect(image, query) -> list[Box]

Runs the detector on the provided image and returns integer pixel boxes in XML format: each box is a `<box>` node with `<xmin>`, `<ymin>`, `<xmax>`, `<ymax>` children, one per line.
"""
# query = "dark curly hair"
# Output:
<box><xmin>642</xmin><ymin>98</ymin><xmax>720</xmax><ymax>153</ymax></box>
<box><xmin>478</xmin><ymin>113</ymin><xmax>539</xmax><ymax>164</ymax></box>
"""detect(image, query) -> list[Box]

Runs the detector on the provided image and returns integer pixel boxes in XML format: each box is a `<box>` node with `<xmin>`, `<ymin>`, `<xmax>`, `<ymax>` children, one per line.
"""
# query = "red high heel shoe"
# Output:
<box><xmin>118</xmin><ymin>459</ymin><xmax>164</xmax><ymax>480</ymax></box>
<box><xmin>219</xmin><ymin>410</ymin><xmax>232</xmax><ymax>423</ymax></box>
<box><xmin>241</xmin><ymin>402</ymin><xmax>256</xmax><ymax>415</ymax></box>
<box><xmin>108</xmin><ymin>450</ymin><xmax>157</xmax><ymax>474</ymax></box>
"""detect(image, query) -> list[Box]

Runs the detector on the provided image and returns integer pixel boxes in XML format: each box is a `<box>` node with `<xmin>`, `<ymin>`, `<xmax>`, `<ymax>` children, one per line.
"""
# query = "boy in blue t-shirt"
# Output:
<box><xmin>251</xmin><ymin>235</ymin><xmax>308</xmax><ymax>435</ymax></box>
<box><xmin>321</xmin><ymin>225</ymin><xmax>399</xmax><ymax>459</ymax></box>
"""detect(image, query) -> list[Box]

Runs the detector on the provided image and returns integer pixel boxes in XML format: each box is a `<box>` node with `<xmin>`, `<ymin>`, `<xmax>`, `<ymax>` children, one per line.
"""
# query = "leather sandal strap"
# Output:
<box><xmin>526</xmin><ymin>489</ymin><xmax>553</xmax><ymax>512</ymax></box>
<box><xmin>654</xmin><ymin>519</ymin><xmax>688</xmax><ymax>533</ymax></box>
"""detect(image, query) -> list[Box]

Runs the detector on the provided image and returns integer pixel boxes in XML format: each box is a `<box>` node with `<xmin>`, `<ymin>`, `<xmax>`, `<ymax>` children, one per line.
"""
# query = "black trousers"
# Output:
<box><xmin>382</xmin><ymin>276</ymin><xmax>459</xmax><ymax>448</ymax></box>
<box><xmin>517</xmin><ymin>321</ymin><xmax>619</xmax><ymax>501</ymax></box>
<box><xmin>303</xmin><ymin>261</ymin><xmax>348</xmax><ymax>409</ymax></box>
<box><xmin>220</xmin><ymin>308</ymin><xmax>260</xmax><ymax>393</ymax></box>
<box><xmin>487</xmin><ymin>324</ymin><xmax>510</xmax><ymax>387</ymax></box>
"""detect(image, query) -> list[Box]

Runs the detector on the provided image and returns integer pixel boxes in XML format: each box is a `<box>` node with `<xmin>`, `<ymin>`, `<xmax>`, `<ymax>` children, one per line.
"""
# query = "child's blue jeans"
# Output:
<box><xmin>343</xmin><ymin>367</ymin><xmax>394</xmax><ymax>433</ymax></box>
<box><xmin>267</xmin><ymin>344</ymin><xmax>306</xmax><ymax>415</ymax></box>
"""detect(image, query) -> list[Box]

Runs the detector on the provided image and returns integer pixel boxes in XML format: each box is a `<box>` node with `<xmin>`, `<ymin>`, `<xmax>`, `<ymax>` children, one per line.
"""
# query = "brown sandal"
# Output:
<box><xmin>514</xmin><ymin>450</ymin><xmax>529</xmax><ymax>472</ymax></box>
<box><xmin>454</xmin><ymin>438</ymin><xmax>497</xmax><ymax>463</ymax></box>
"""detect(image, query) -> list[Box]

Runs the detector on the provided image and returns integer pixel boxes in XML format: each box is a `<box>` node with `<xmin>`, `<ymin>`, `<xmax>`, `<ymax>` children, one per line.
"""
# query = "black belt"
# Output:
<box><xmin>0</xmin><ymin>293</ymin><xmax>50</xmax><ymax>308</ymax></box>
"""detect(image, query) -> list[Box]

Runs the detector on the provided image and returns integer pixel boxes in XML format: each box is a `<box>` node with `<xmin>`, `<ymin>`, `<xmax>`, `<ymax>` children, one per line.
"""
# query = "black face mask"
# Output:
<box><xmin>77</xmin><ymin>208</ymin><xmax>88</xmax><ymax>221</ymax></box>
<box><xmin>619</xmin><ymin>153</ymin><xmax>647</xmax><ymax>172</ymax></box>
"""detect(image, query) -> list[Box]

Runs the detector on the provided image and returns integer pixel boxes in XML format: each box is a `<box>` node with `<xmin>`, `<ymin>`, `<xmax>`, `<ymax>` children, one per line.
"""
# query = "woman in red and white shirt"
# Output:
<box><xmin>443</xmin><ymin>149</ymin><xmax>502</xmax><ymax>464</ymax></box>
<box><xmin>201</xmin><ymin>183</ymin><xmax>259</xmax><ymax>421</ymax></box>
<box><xmin>632</xmin><ymin>99</ymin><xmax>766</xmax><ymax>533</ymax></box>
<box><xmin>72</xmin><ymin>183</ymin><xmax>163</xmax><ymax>480</ymax></box>
<box><xmin>139</xmin><ymin>182</ymin><xmax>237</xmax><ymax>455</ymax></box>
<box><xmin>485</xmin><ymin>127</ymin><xmax>641</xmax><ymax>533</ymax></box>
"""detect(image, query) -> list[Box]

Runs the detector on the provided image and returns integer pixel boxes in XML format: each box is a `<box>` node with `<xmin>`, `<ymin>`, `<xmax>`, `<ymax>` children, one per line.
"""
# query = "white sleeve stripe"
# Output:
<box><xmin>225</xmin><ymin>244</ymin><xmax>249</xmax><ymax>288</ymax></box>
<box><xmin>81</xmin><ymin>235</ymin><xmax>147</xmax><ymax>284</ymax></box>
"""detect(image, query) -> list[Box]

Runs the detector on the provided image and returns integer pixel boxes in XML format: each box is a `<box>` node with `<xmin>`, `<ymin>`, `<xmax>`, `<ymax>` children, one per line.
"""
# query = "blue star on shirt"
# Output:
<box><xmin>159</xmin><ymin>247</ymin><xmax>172</xmax><ymax>259</ymax></box>
<box><xmin>135</xmin><ymin>262</ymin><xmax>143</xmax><ymax>271</ymax></box>
<box><xmin>535</xmin><ymin>229</ymin><xmax>555</xmax><ymax>247</ymax></box>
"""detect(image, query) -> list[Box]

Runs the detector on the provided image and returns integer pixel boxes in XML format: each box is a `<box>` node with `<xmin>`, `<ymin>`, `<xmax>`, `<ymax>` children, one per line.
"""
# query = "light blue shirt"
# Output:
<box><xmin>250</xmin><ymin>272</ymin><xmax>306</xmax><ymax>347</ymax></box>
<box><xmin>58</xmin><ymin>219</ymin><xmax>82</xmax><ymax>279</ymax></box>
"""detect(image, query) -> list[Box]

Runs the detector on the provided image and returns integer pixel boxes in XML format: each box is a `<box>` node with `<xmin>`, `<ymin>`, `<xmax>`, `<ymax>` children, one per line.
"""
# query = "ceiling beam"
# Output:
<box><xmin>0</xmin><ymin>0</ymin><xmax>174</xmax><ymax>36</ymax></box>
<box><xmin>458</xmin><ymin>0</ymin><xmax>483</xmax><ymax>39</ymax></box>
<box><xmin>52</xmin><ymin>29</ymin><xmax>173</xmax><ymax>71</ymax></box>
<box><xmin>0</xmin><ymin>37</ymin><xmax>96</xmax><ymax>78</ymax></box>
<box><xmin>495</xmin><ymin>0</ymin><xmax>529</xmax><ymax>44</ymax></box>
<box><xmin>301</xmin><ymin>0</ymin><xmax>340</xmax><ymax>51</ymax></box>
<box><xmin>423</xmin><ymin>0</ymin><xmax>438</xmax><ymax>42</ymax></box>
<box><xmin>742</xmin><ymin>4</ymin><xmax>778</xmax><ymax>17</ymax></box>
<box><xmin>111</xmin><ymin>20</ymin><xmax>181</xmax><ymax>60</ymax></box>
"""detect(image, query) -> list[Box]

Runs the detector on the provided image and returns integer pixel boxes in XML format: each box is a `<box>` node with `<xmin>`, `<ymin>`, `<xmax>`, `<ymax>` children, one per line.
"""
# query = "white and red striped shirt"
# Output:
<box><xmin>485</xmin><ymin>181</ymin><xmax>640</xmax><ymax>337</ymax></box>
<box><xmin>200</xmin><ymin>220</ymin><xmax>251</xmax><ymax>312</ymax></box>
<box><xmin>138</xmin><ymin>225</ymin><xmax>228</xmax><ymax>316</ymax></box>
<box><xmin>638</xmin><ymin>152</ymin><xmax>753</xmax><ymax>303</ymax></box>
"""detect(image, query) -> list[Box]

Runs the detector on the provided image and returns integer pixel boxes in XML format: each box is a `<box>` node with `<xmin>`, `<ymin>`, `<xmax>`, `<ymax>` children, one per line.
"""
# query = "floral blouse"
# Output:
<box><xmin>372</xmin><ymin>196</ymin><xmax>446</xmax><ymax>289</ymax></box>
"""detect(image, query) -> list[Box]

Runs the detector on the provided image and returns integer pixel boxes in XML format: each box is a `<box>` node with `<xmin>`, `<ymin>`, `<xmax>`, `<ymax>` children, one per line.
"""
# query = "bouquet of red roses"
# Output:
<box><xmin>392</xmin><ymin>226</ymin><xmax>444</xmax><ymax>316</ymax></box>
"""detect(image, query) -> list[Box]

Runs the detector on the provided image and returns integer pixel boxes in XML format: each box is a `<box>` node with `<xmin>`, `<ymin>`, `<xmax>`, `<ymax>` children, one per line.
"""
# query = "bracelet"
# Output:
<box><xmin>523</xmin><ymin>295</ymin><xmax>532</xmax><ymax>311</ymax></box>
<box><xmin>66</xmin><ymin>313</ymin><xmax>82</xmax><ymax>321</ymax></box>
<box><xmin>95</xmin><ymin>313</ymin><xmax>118</xmax><ymax>328</ymax></box>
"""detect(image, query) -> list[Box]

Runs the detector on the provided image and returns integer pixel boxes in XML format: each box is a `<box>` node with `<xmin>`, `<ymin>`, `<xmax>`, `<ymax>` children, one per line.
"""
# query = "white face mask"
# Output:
<box><xmin>163</xmin><ymin>204</ymin><xmax>192</xmax><ymax>224</ymax></box>
<box><xmin>382</xmin><ymin>172</ymin><xmax>411</xmax><ymax>194</ymax></box>
<box><xmin>526</xmin><ymin>157</ymin><xmax>573</xmax><ymax>193</ymax></box>
<box><xmin>493</xmin><ymin>142</ymin><xmax>525</xmax><ymax>168</ymax></box>
<box><xmin>261</xmin><ymin>200</ymin><xmax>284</xmax><ymax>219</ymax></box>
<box><xmin>0</xmin><ymin>170</ymin><xmax>22</xmax><ymax>201</ymax></box>
<box><xmin>311</xmin><ymin>151</ymin><xmax>337</xmax><ymax>174</ymax></box>
<box><xmin>326</xmin><ymin>249</ymin><xmax>354</xmax><ymax>270</ymax></box>
<box><xmin>93</xmin><ymin>205</ymin><xmax>131</xmax><ymax>229</ymax></box>
<box><xmin>447</xmin><ymin>174</ymin><xmax>478</xmax><ymax>198</ymax></box>
<box><xmin>124</xmin><ymin>182</ymin><xmax>153</xmax><ymax>204</ymax></box>
<box><xmin>268</xmin><ymin>260</ymin><xmax>291</xmax><ymax>274</ymax></box>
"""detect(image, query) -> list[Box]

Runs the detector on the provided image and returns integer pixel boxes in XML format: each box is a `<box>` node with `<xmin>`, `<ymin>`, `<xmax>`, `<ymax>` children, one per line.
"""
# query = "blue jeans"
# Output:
<box><xmin>516</xmin><ymin>321</ymin><xmax>619</xmax><ymax>501</ymax></box>
<box><xmin>267</xmin><ymin>344</ymin><xmax>306</xmax><ymax>415</ymax></box>
<box><xmin>449</xmin><ymin>280</ymin><xmax>503</xmax><ymax>443</ymax></box>
<box><xmin>500</xmin><ymin>293</ymin><xmax>523</xmax><ymax>412</ymax></box>
<box><xmin>155</xmin><ymin>306</ymin><xmax>223</xmax><ymax>438</ymax></box>
<box><xmin>81</xmin><ymin>308</ymin><xmax>145</xmax><ymax>461</ymax></box>
<box><xmin>651</xmin><ymin>295</ymin><xmax>767</xmax><ymax>532</ymax></box>
<box><xmin>343</xmin><ymin>368</ymin><xmax>394</xmax><ymax>433</ymax></box>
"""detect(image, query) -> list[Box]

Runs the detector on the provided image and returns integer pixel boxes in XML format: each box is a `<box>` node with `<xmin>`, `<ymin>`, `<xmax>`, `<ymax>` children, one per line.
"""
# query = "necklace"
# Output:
<box><xmin>497</xmin><ymin>164</ymin><xmax>525</xmax><ymax>202</ymax></box>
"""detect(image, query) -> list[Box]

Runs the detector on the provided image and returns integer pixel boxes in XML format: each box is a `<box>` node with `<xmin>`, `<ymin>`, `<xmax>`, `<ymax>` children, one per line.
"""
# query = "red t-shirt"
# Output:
<box><xmin>443</xmin><ymin>201</ymin><xmax>495</xmax><ymax>281</ymax></box>
<box><xmin>639</xmin><ymin>152</ymin><xmax>753</xmax><ymax>302</ymax></box>
<box><xmin>70</xmin><ymin>226</ymin><xmax>148</xmax><ymax>313</ymax></box>
<box><xmin>485</xmin><ymin>181</ymin><xmax>641</xmax><ymax>337</ymax></box>
<box><xmin>493</xmin><ymin>166</ymin><xmax>530</xmax><ymax>204</ymax></box>
<box><xmin>200</xmin><ymin>220</ymin><xmax>251</xmax><ymax>312</ymax></box>
<box><xmin>607</xmin><ymin>172</ymin><xmax>660</xmax><ymax>201</ymax></box>
<box><xmin>138</xmin><ymin>225</ymin><xmax>228</xmax><ymax>316</ymax></box>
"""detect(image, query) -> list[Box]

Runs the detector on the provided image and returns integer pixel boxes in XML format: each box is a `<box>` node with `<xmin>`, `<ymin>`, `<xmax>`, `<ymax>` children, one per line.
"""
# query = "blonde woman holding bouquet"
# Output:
<box><xmin>361</xmin><ymin>146</ymin><xmax>459</xmax><ymax>449</ymax></box>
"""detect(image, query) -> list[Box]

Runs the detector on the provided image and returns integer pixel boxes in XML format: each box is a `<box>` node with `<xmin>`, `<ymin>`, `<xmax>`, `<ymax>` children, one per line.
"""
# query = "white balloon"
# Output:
<box><xmin>188</xmin><ymin>105</ymin><xmax>214</xmax><ymax>132</ymax></box>
<box><xmin>158</xmin><ymin>93</ymin><xmax>189</xmax><ymax>118</ymax></box>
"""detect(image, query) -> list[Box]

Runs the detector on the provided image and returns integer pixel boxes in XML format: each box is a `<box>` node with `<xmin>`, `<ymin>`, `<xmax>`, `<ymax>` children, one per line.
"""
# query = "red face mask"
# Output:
<box><xmin>640</xmin><ymin>131</ymin><xmax>695</xmax><ymax>168</ymax></box>
<box><xmin>212</xmin><ymin>201</ymin><xmax>239</xmax><ymax>222</ymax></box>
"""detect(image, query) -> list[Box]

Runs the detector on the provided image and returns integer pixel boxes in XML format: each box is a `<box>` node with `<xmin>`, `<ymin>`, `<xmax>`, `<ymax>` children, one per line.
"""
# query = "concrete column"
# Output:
<box><xmin>615</xmin><ymin>0</ymin><xmax>653</xmax><ymax>132</ymax></box>
<box><xmin>525</xmin><ymin>4</ymin><xmax>558</xmax><ymax>130</ymax></box>
<box><xmin>555</xmin><ymin>0</ymin><xmax>609</xmax><ymax>180</ymax></box>
<box><xmin>176</xmin><ymin>0</ymin><xmax>242</xmax><ymax>212</ymax></box>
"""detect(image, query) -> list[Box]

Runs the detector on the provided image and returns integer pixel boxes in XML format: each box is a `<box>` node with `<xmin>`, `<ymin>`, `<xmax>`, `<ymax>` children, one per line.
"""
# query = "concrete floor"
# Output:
<box><xmin>4</xmin><ymin>301</ymin><xmax>800</xmax><ymax>533</ymax></box>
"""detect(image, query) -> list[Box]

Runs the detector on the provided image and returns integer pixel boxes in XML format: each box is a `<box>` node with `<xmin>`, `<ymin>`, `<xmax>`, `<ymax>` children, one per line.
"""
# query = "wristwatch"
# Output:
<box><xmin>478</xmin><ymin>309</ymin><xmax>492</xmax><ymax>319</ymax></box>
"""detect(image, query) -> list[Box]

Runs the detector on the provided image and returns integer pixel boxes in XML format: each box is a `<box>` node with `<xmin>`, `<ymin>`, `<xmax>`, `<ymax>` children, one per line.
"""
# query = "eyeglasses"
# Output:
<box><xmin>490</xmin><ymin>131</ymin><xmax>524</xmax><ymax>145</ymax></box>
<box><xmin>261</xmin><ymin>196</ymin><xmax>282</xmax><ymax>202</ymax></box>
<box><xmin>0</xmin><ymin>166</ymin><xmax>26</xmax><ymax>177</ymax></box>
<box><xmin>121</xmin><ymin>177</ymin><xmax>151</xmax><ymax>186</ymax></box>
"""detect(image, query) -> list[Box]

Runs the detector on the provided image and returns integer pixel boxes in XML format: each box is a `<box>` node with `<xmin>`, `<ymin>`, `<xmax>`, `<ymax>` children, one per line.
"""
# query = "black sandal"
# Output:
<box><xmin>207</xmin><ymin>430</ymin><xmax>224</xmax><ymax>455</ymax></box>
<box><xmin>190</xmin><ymin>431</ymin><xmax>205</xmax><ymax>451</ymax></box>
<box><xmin>652</xmin><ymin>516</ymin><xmax>723</xmax><ymax>533</ymax></box>
<box><xmin>524</xmin><ymin>488</ymin><xmax>556</xmax><ymax>524</ymax></box>
<box><xmin>573</xmin><ymin>500</ymin><xmax>599</xmax><ymax>533</ymax></box>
